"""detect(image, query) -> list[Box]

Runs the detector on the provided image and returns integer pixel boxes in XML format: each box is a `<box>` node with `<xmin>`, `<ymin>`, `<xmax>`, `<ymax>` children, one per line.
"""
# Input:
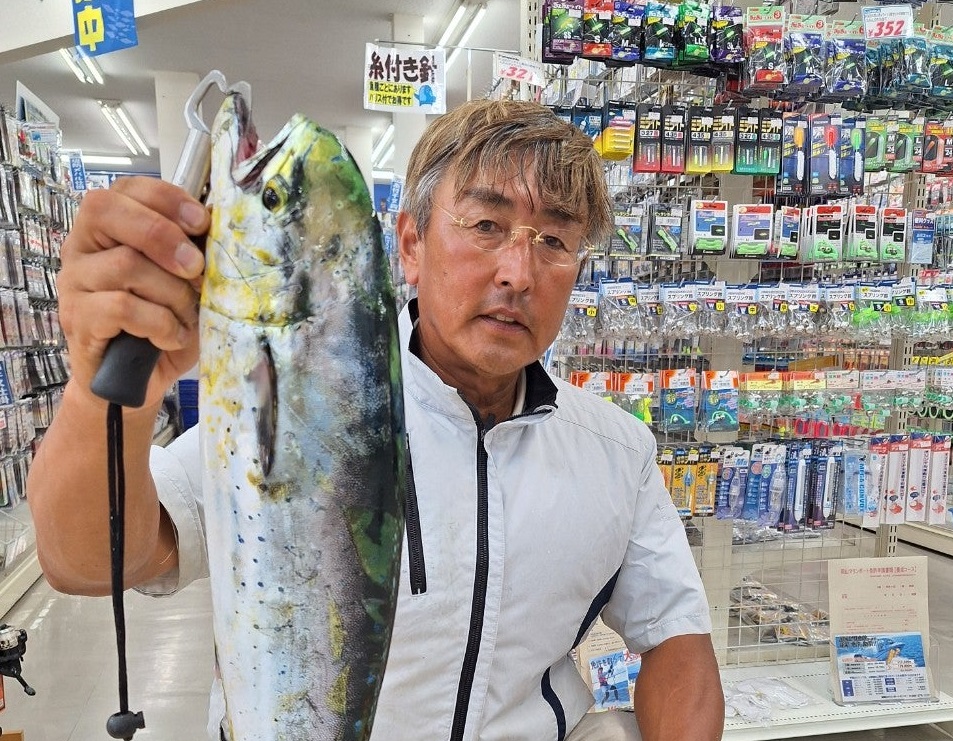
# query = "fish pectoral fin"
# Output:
<box><xmin>344</xmin><ymin>508</ymin><xmax>401</xmax><ymax>587</ymax></box>
<box><xmin>246</xmin><ymin>337</ymin><xmax>278</xmax><ymax>476</ymax></box>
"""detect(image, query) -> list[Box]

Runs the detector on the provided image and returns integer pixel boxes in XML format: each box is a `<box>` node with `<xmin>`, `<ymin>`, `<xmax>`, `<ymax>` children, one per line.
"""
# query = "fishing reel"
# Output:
<box><xmin>0</xmin><ymin>623</ymin><xmax>34</xmax><ymax>696</ymax></box>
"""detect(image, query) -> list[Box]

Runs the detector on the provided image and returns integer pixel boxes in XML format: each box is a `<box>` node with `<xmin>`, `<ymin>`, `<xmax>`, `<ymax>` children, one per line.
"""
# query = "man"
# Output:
<box><xmin>28</xmin><ymin>99</ymin><xmax>723</xmax><ymax>740</ymax></box>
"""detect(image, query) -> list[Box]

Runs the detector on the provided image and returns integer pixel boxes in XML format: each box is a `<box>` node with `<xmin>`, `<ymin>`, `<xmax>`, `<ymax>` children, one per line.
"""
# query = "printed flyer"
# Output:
<box><xmin>834</xmin><ymin>632</ymin><xmax>930</xmax><ymax>702</ymax></box>
<box><xmin>827</xmin><ymin>556</ymin><xmax>933</xmax><ymax>704</ymax></box>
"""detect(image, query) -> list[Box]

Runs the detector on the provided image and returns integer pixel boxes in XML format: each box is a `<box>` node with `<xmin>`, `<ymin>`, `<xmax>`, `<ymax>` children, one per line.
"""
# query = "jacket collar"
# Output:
<box><xmin>400</xmin><ymin>298</ymin><xmax>558</xmax><ymax>415</ymax></box>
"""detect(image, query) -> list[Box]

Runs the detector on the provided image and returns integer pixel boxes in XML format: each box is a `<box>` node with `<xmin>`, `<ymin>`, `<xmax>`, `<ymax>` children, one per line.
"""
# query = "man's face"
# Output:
<box><xmin>398</xmin><ymin>165</ymin><xmax>584</xmax><ymax>389</ymax></box>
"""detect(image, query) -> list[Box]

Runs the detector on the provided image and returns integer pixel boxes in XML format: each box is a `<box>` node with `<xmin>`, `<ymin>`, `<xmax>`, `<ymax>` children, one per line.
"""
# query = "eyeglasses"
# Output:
<box><xmin>434</xmin><ymin>203</ymin><xmax>590</xmax><ymax>267</ymax></box>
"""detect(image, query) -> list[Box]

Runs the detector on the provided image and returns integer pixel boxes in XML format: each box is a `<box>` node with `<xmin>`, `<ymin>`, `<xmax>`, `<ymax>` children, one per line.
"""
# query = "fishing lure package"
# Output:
<box><xmin>689</xmin><ymin>200</ymin><xmax>728</xmax><ymax>255</ymax></box>
<box><xmin>716</xmin><ymin>446</ymin><xmax>750</xmax><ymax>520</ymax></box>
<box><xmin>548</xmin><ymin>0</ymin><xmax>585</xmax><ymax>57</ymax></box>
<box><xmin>661</xmin><ymin>105</ymin><xmax>687</xmax><ymax>173</ymax></box>
<box><xmin>659</xmin><ymin>283</ymin><xmax>699</xmax><ymax>339</ymax></box>
<box><xmin>610</xmin><ymin>1</ymin><xmax>645</xmax><ymax>63</ymax></box>
<box><xmin>910</xmin><ymin>209</ymin><xmax>937</xmax><ymax>265</ymax></box>
<box><xmin>670</xmin><ymin>447</ymin><xmax>698</xmax><ymax>517</ymax></box>
<box><xmin>696</xmin><ymin>282</ymin><xmax>727</xmax><ymax>336</ymax></box>
<box><xmin>906</xmin><ymin>432</ymin><xmax>932</xmax><ymax>522</ymax></box>
<box><xmin>659</xmin><ymin>368</ymin><xmax>698</xmax><ymax>433</ymax></box>
<box><xmin>710</xmin><ymin>107</ymin><xmax>736</xmax><ymax>172</ymax></box>
<box><xmin>646</xmin><ymin>203</ymin><xmax>683</xmax><ymax>257</ymax></box>
<box><xmin>743</xmin><ymin>6</ymin><xmax>787</xmax><ymax>95</ymax></box>
<box><xmin>824</xmin><ymin>21</ymin><xmax>867</xmax><ymax>101</ymax></box>
<box><xmin>709</xmin><ymin>5</ymin><xmax>744</xmax><ymax>65</ymax></box>
<box><xmin>759</xmin><ymin>109</ymin><xmax>783</xmax><ymax>175</ymax></box>
<box><xmin>609</xmin><ymin>209</ymin><xmax>645</xmax><ymax>257</ymax></box>
<box><xmin>597</xmin><ymin>278</ymin><xmax>640</xmax><ymax>341</ymax></box>
<box><xmin>838</xmin><ymin>118</ymin><xmax>866</xmax><ymax>196</ymax></box>
<box><xmin>675</xmin><ymin>0</ymin><xmax>711</xmax><ymax>66</ymax></box>
<box><xmin>642</xmin><ymin>0</ymin><xmax>678</xmax><ymax>63</ymax></box>
<box><xmin>820</xmin><ymin>285</ymin><xmax>856</xmax><ymax>338</ymax></box>
<box><xmin>685</xmin><ymin>106</ymin><xmax>714</xmax><ymax>175</ymax></box>
<box><xmin>803</xmin><ymin>204</ymin><xmax>844</xmax><ymax>263</ymax></box>
<box><xmin>582</xmin><ymin>0</ymin><xmax>615</xmax><ymax>59</ymax></box>
<box><xmin>733</xmin><ymin>108</ymin><xmax>761</xmax><ymax>175</ymax></box>
<box><xmin>777</xmin><ymin>115</ymin><xmax>807</xmax><ymax>196</ymax></box>
<box><xmin>929</xmin><ymin>434</ymin><xmax>952</xmax><ymax>525</ymax></box>
<box><xmin>724</xmin><ymin>285</ymin><xmax>760</xmax><ymax>341</ymax></box>
<box><xmin>784</xmin><ymin>16</ymin><xmax>826</xmax><ymax>99</ymax></box>
<box><xmin>556</xmin><ymin>286</ymin><xmax>601</xmax><ymax>353</ymax></box>
<box><xmin>634</xmin><ymin>104</ymin><xmax>662</xmax><ymax>172</ymax></box>
<box><xmin>700</xmin><ymin>370</ymin><xmax>739</xmax><ymax>432</ymax></box>
<box><xmin>931</xmin><ymin>27</ymin><xmax>953</xmax><ymax>100</ymax></box>
<box><xmin>771</xmin><ymin>206</ymin><xmax>801</xmax><ymax>261</ymax></box>
<box><xmin>731</xmin><ymin>204</ymin><xmax>773</xmax><ymax>259</ymax></box>
<box><xmin>880</xmin><ymin>207</ymin><xmax>908</xmax><ymax>262</ymax></box>
<box><xmin>807</xmin><ymin>114</ymin><xmax>840</xmax><ymax>197</ymax></box>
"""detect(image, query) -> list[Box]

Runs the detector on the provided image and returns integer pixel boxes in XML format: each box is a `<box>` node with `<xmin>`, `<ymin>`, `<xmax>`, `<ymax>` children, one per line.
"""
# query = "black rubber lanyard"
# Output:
<box><xmin>105</xmin><ymin>402</ymin><xmax>145</xmax><ymax>739</ymax></box>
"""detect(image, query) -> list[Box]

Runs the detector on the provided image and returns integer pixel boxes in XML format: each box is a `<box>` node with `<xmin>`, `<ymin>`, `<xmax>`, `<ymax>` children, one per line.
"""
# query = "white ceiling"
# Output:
<box><xmin>0</xmin><ymin>0</ymin><xmax>522</xmax><ymax>175</ymax></box>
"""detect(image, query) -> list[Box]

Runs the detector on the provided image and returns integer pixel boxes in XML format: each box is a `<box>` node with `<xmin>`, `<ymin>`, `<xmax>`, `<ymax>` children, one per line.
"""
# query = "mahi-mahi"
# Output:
<box><xmin>199</xmin><ymin>91</ymin><xmax>404</xmax><ymax>740</ymax></box>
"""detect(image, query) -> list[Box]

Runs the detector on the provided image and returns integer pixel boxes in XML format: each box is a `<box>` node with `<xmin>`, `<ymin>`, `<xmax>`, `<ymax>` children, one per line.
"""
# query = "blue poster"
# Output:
<box><xmin>69</xmin><ymin>153</ymin><xmax>87</xmax><ymax>192</ymax></box>
<box><xmin>73</xmin><ymin>0</ymin><xmax>139</xmax><ymax>57</ymax></box>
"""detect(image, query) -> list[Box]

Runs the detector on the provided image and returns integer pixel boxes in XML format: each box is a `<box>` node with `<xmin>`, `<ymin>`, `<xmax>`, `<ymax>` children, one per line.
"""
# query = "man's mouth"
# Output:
<box><xmin>490</xmin><ymin>314</ymin><xmax>517</xmax><ymax>324</ymax></box>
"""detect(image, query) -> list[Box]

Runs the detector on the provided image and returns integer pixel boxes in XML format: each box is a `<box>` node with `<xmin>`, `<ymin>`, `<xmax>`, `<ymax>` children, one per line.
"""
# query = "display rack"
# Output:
<box><xmin>0</xmin><ymin>102</ymin><xmax>76</xmax><ymax>615</ymax></box>
<box><xmin>519</xmin><ymin>0</ymin><xmax>953</xmax><ymax>733</ymax></box>
<box><xmin>721</xmin><ymin>661</ymin><xmax>953</xmax><ymax>740</ymax></box>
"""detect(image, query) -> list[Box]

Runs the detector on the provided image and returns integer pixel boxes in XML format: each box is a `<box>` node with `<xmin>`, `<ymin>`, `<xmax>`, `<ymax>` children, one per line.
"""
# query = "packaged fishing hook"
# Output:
<box><xmin>557</xmin><ymin>286</ymin><xmax>601</xmax><ymax>354</ymax></box>
<box><xmin>724</xmin><ymin>285</ymin><xmax>760</xmax><ymax>342</ymax></box>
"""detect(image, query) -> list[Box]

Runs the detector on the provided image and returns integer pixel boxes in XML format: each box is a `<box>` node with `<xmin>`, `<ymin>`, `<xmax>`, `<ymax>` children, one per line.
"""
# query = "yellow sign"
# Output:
<box><xmin>76</xmin><ymin>5</ymin><xmax>105</xmax><ymax>51</ymax></box>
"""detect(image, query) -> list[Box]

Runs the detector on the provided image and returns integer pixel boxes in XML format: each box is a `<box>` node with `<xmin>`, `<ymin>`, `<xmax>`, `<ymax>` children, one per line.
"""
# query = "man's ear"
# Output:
<box><xmin>396</xmin><ymin>211</ymin><xmax>421</xmax><ymax>286</ymax></box>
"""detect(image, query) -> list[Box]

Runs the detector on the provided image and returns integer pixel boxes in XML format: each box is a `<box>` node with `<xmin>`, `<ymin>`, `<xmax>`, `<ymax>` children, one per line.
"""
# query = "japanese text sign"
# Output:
<box><xmin>364</xmin><ymin>44</ymin><xmax>446</xmax><ymax>114</ymax></box>
<box><xmin>73</xmin><ymin>0</ymin><xmax>139</xmax><ymax>57</ymax></box>
<box><xmin>861</xmin><ymin>5</ymin><xmax>913</xmax><ymax>40</ymax></box>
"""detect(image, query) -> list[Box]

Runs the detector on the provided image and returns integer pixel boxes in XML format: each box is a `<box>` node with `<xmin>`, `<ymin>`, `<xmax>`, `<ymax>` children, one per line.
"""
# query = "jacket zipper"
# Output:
<box><xmin>404</xmin><ymin>443</ymin><xmax>427</xmax><ymax>595</ymax></box>
<box><xmin>450</xmin><ymin>420</ymin><xmax>490</xmax><ymax>741</ymax></box>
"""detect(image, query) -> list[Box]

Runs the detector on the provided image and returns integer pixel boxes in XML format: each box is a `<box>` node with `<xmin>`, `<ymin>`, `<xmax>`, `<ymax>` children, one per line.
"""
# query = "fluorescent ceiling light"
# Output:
<box><xmin>377</xmin><ymin>143</ymin><xmax>396</xmax><ymax>169</ymax></box>
<box><xmin>98</xmin><ymin>100</ymin><xmax>150</xmax><ymax>157</ymax></box>
<box><xmin>447</xmin><ymin>4</ymin><xmax>487</xmax><ymax>70</ymax></box>
<box><xmin>373</xmin><ymin>170</ymin><xmax>394</xmax><ymax>182</ymax></box>
<box><xmin>82</xmin><ymin>155</ymin><xmax>133</xmax><ymax>166</ymax></box>
<box><xmin>371</xmin><ymin>123</ymin><xmax>395</xmax><ymax>163</ymax></box>
<box><xmin>58</xmin><ymin>47</ymin><xmax>104</xmax><ymax>85</ymax></box>
<box><xmin>438</xmin><ymin>3</ymin><xmax>467</xmax><ymax>47</ymax></box>
<box><xmin>76</xmin><ymin>48</ymin><xmax>105</xmax><ymax>85</ymax></box>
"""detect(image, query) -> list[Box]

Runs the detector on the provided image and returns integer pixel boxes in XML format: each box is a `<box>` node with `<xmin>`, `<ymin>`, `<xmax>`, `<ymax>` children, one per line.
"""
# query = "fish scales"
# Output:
<box><xmin>199</xmin><ymin>93</ymin><xmax>404</xmax><ymax>740</ymax></box>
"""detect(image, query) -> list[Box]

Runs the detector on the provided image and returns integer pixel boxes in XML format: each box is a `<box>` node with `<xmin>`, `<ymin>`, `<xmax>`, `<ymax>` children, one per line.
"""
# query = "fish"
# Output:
<box><xmin>199</xmin><ymin>91</ymin><xmax>405</xmax><ymax>740</ymax></box>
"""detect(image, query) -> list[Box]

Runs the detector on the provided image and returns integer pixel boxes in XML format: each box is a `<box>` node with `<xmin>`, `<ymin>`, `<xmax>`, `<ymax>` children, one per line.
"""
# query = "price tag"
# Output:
<box><xmin>861</xmin><ymin>5</ymin><xmax>914</xmax><ymax>39</ymax></box>
<box><xmin>493</xmin><ymin>52</ymin><xmax>545</xmax><ymax>87</ymax></box>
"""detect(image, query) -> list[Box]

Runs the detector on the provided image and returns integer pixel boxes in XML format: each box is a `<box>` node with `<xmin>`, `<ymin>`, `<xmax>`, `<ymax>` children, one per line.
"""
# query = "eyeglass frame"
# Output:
<box><xmin>431</xmin><ymin>202</ymin><xmax>591</xmax><ymax>268</ymax></box>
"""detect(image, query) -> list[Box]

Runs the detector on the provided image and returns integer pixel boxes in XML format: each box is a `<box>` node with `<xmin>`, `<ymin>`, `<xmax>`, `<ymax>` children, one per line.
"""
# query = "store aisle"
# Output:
<box><xmin>0</xmin><ymin>578</ymin><xmax>215</xmax><ymax>740</ymax></box>
<box><xmin>0</xmin><ymin>544</ymin><xmax>952</xmax><ymax>739</ymax></box>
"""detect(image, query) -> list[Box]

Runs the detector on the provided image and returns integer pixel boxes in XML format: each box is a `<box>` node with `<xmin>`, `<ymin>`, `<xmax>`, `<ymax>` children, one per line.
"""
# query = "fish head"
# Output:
<box><xmin>203</xmin><ymin>92</ymin><xmax>379</xmax><ymax>326</ymax></box>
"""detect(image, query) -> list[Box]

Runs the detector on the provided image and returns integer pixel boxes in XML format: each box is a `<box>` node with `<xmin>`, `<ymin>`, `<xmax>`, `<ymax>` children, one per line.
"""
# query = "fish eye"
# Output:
<box><xmin>262</xmin><ymin>183</ymin><xmax>285</xmax><ymax>212</ymax></box>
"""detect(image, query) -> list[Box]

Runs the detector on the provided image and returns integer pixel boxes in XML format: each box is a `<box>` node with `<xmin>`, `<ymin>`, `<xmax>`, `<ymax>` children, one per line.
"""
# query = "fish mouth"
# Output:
<box><xmin>227</xmin><ymin>92</ymin><xmax>289</xmax><ymax>190</ymax></box>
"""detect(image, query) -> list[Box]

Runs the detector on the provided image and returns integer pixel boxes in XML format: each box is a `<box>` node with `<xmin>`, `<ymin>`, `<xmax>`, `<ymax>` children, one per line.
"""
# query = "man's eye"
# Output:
<box><xmin>541</xmin><ymin>233</ymin><xmax>569</xmax><ymax>251</ymax></box>
<box><xmin>472</xmin><ymin>219</ymin><xmax>499</xmax><ymax>234</ymax></box>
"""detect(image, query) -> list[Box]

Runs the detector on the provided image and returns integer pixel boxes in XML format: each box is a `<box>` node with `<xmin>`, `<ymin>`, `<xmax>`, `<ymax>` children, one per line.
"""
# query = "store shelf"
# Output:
<box><xmin>897</xmin><ymin>523</ymin><xmax>953</xmax><ymax>558</ymax></box>
<box><xmin>722</xmin><ymin>661</ymin><xmax>953</xmax><ymax>740</ymax></box>
<box><xmin>0</xmin><ymin>500</ymin><xmax>40</xmax><ymax>618</ymax></box>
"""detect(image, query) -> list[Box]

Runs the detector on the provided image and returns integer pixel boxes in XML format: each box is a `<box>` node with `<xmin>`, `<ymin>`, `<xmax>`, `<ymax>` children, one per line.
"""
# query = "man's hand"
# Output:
<box><xmin>633</xmin><ymin>633</ymin><xmax>724</xmax><ymax>740</ymax></box>
<box><xmin>58</xmin><ymin>176</ymin><xmax>209</xmax><ymax>408</ymax></box>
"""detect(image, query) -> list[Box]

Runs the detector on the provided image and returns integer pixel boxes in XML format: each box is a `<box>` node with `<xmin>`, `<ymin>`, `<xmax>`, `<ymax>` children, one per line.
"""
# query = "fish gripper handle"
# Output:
<box><xmin>107</xmin><ymin>710</ymin><xmax>145</xmax><ymax>740</ymax></box>
<box><xmin>91</xmin><ymin>333</ymin><xmax>161</xmax><ymax>408</ymax></box>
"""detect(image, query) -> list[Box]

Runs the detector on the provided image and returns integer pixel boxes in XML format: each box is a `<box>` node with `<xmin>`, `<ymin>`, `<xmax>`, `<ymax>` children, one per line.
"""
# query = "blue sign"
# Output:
<box><xmin>73</xmin><ymin>0</ymin><xmax>139</xmax><ymax>57</ymax></box>
<box><xmin>69</xmin><ymin>153</ymin><xmax>87</xmax><ymax>191</ymax></box>
<box><xmin>387</xmin><ymin>176</ymin><xmax>403</xmax><ymax>213</ymax></box>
